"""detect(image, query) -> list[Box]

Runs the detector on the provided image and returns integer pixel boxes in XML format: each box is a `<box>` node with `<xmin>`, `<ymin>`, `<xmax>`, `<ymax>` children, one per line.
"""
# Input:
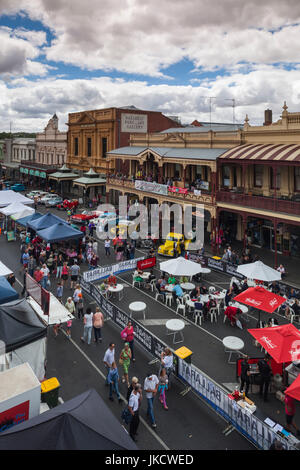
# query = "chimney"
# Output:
<box><xmin>264</xmin><ymin>109</ymin><xmax>272</xmax><ymax>126</ymax></box>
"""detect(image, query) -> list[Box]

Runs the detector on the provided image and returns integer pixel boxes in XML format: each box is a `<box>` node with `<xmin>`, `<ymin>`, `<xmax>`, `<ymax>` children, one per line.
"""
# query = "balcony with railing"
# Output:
<box><xmin>107</xmin><ymin>174</ymin><xmax>213</xmax><ymax>205</ymax></box>
<box><xmin>217</xmin><ymin>189</ymin><xmax>300</xmax><ymax>216</ymax></box>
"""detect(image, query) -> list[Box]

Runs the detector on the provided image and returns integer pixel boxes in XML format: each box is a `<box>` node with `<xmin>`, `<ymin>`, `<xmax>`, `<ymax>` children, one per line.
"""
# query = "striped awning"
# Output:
<box><xmin>219</xmin><ymin>144</ymin><xmax>300</xmax><ymax>162</ymax></box>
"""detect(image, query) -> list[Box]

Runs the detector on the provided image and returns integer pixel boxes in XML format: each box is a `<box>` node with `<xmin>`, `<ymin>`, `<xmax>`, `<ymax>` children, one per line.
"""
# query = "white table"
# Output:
<box><xmin>140</xmin><ymin>271</ymin><xmax>151</xmax><ymax>280</ymax></box>
<box><xmin>164</xmin><ymin>284</ymin><xmax>175</xmax><ymax>292</ymax></box>
<box><xmin>199</xmin><ymin>294</ymin><xmax>209</xmax><ymax>304</ymax></box>
<box><xmin>229</xmin><ymin>302</ymin><xmax>248</xmax><ymax>313</ymax></box>
<box><xmin>166</xmin><ymin>319</ymin><xmax>185</xmax><ymax>344</ymax></box>
<box><xmin>108</xmin><ymin>283</ymin><xmax>124</xmax><ymax>301</ymax></box>
<box><xmin>129</xmin><ymin>301</ymin><xmax>147</xmax><ymax>320</ymax></box>
<box><xmin>199</xmin><ymin>268</ymin><xmax>211</xmax><ymax>275</ymax></box>
<box><xmin>213</xmin><ymin>292</ymin><xmax>226</xmax><ymax>301</ymax></box>
<box><xmin>222</xmin><ymin>336</ymin><xmax>245</xmax><ymax>364</ymax></box>
<box><xmin>180</xmin><ymin>282</ymin><xmax>195</xmax><ymax>292</ymax></box>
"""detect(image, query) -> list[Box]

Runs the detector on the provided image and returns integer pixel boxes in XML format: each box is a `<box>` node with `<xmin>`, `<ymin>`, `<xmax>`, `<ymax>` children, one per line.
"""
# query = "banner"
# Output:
<box><xmin>207</xmin><ymin>257</ymin><xmax>224</xmax><ymax>272</ymax></box>
<box><xmin>168</xmin><ymin>186</ymin><xmax>188</xmax><ymax>195</ymax></box>
<box><xmin>135</xmin><ymin>180</ymin><xmax>168</xmax><ymax>196</ymax></box>
<box><xmin>137</xmin><ymin>256</ymin><xmax>156</xmax><ymax>271</ymax></box>
<box><xmin>83</xmin><ymin>257</ymin><xmax>145</xmax><ymax>282</ymax></box>
<box><xmin>177</xmin><ymin>359</ymin><xmax>297</xmax><ymax>450</ymax></box>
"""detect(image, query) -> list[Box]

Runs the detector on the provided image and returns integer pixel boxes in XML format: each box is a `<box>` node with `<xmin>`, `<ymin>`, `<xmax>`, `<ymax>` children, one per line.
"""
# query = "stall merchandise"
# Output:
<box><xmin>0</xmin><ymin>388</ymin><xmax>138</xmax><ymax>450</ymax></box>
<box><xmin>0</xmin><ymin>298</ymin><xmax>47</xmax><ymax>380</ymax></box>
<box><xmin>0</xmin><ymin>277</ymin><xmax>19</xmax><ymax>304</ymax></box>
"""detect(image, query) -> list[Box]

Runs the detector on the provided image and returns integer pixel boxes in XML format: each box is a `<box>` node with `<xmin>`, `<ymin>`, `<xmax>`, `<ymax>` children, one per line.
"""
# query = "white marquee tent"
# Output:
<box><xmin>0</xmin><ymin>190</ymin><xmax>33</xmax><ymax>207</ymax></box>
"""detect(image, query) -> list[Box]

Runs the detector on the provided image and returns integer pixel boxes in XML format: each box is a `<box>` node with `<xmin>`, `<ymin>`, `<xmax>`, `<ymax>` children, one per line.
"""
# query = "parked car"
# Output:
<box><xmin>26</xmin><ymin>190</ymin><xmax>49</xmax><ymax>200</ymax></box>
<box><xmin>40</xmin><ymin>193</ymin><xmax>60</xmax><ymax>205</ymax></box>
<box><xmin>45</xmin><ymin>196</ymin><xmax>64</xmax><ymax>207</ymax></box>
<box><xmin>56</xmin><ymin>199</ymin><xmax>79</xmax><ymax>211</ymax></box>
<box><xmin>11</xmin><ymin>183</ymin><xmax>26</xmax><ymax>192</ymax></box>
<box><xmin>70</xmin><ymin>210</ymin><xmax>99</xmax><ymax>223</ymax></box>
<box><xmin>94</xmin><ymin>212</ymin><xmax>119</xmax><ymax>232</ymax></box>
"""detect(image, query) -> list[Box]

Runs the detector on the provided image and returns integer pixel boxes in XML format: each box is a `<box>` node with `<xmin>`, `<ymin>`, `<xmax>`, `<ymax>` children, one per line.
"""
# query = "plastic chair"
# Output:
<box><xmin>208</xmin><ymin>286</ymin><xmax>216</xmax><ymax>295</ymax></box>
<box><xmin>183</xmin><ymin>293</ymin><xmax>191</xmax><ymax>304</ymax></box>
<box><xmin>208</xmin><ymin>307</ymin><xmax>217</xmax><ymax>323</ymax></box>
<box><xmin>193</xmin><ymin>305</ymin><xmax>203</xmax><ymax>325</ymax></box>
<box><xmin>155</xmin><ymin>288</ymin><xmax>165</xmax><ymax>302</ymax></box>
<box><xmin>132</xmin><ymin>274</ymin><xmax>142</xmax><ymax>288</ymax></box>
<box><xmin>149</xmin><ymin>279</ymin><xmax>156</xmax><ymax>292</ymax></box>
<box><xmin>165</xmin><ymin>293</ymin><xmax>173</xmax><ymax>307</ymax></box>
<box><xmin>176</xmin><ymin>298</ymin><xmax>186</xmax><ymax>316</ymax></box>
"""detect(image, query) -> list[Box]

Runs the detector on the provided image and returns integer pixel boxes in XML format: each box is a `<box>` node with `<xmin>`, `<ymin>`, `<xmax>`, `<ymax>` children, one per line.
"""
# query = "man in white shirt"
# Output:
<box><xmin>128</xmin><ymin>384</ymin><xmax>142</xmax><ymax>442</ymax></box>
<box><xmin>40</xmin><ymin>264</ymin><xmax>50</xmax><ymax>290</ymax></box>
<box><xmin>144</xmin><ymin>372</ymin><xmax>159</xmax><ymax>428</ymax></box>
<box><xmin>80</xmin><ymin>307</ymin><xmax>93</xmax><ymax>345</ymax></box>
<box><xmin>103</xmin><ymin>342</ymin><xmax>115</xmax><ymax>384</ymax></box>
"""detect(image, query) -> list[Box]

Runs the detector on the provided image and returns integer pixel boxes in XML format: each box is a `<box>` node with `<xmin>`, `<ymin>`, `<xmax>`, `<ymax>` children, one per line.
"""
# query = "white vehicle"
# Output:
<box><xmin>26</xmin><ymin>190</ymin><xmax>49</xmax><ymax>200</ymax></box>
<box><xmin>40</xmin><ymin>193</ymin><xmax>60</xmax><ymax>205</ymax></box>
<box><xmin>93</xmin><ymin>212</ymin><xmax>118</xmax><ymax>231</ymax></box>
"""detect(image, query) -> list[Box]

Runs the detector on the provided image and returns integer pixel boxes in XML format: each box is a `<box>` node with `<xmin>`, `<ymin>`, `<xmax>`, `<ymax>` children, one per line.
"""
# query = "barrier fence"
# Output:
<box><xmin>79</xmin><ymin>275</ymin><xmax>299</xmax><ymax>450</ymax></box>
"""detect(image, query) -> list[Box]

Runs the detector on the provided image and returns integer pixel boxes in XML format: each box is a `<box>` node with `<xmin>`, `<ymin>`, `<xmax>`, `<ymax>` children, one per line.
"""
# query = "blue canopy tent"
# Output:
<box><xmin>0</xmin><ymin>276</ymin><xmax>19</xmax><ymax>305</ymax></box>
<box><xmin>27</xmin><ymin>212</ymin><xmax>67</xmax><ymax>231</ymax></box>
<box><xmin>16</xmin><ymin>212</ymin><xmax>43</xmax><ymax>228</ymax></box>
<box><xmin>36</xmin><ymin>222</ymin><xmax>83</xmax><ymax>243</ymax></box>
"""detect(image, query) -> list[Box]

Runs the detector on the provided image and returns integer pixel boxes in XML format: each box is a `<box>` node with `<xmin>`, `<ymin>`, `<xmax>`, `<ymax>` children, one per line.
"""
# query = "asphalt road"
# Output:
<box><xmin>0</xmin><ymin>203</ymin><xmax>261</xmax><ymax>450</ymax></box>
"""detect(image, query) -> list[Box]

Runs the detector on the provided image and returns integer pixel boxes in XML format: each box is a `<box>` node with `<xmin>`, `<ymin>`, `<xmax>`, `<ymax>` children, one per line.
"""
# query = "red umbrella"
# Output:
<box><xmin>284</xmin><ymin>374</ymin><xmax>300</xmax><ymax>401</ymax></box>
<box><xmin>248</xmin><ymin>323</ymin><xmax>300</xmax><ymax>363</ymax></box>
<box><xmin>234</xmin><ymin>286</ymin><xmax>286</xmax><ymax>314</ymax></box>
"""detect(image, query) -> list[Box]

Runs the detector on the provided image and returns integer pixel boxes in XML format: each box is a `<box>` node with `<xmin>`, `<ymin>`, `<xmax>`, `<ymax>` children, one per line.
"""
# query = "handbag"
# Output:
<box><xmin>121</xmin><ymin>329</ymin><xmax>127</xmax><ymax>340</ymax></box>
<box><xmin>119</xmin><ymin>357</ymin><xmax>124</xmax><ymax>366</ymax></box>
<box><xmin>121</xmin><ymin>407</ymin><xmax>132</xmax><ymax>424</ymax></box>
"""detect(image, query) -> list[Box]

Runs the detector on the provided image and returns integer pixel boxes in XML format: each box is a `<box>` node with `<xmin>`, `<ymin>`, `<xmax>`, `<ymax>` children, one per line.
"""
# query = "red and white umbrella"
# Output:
<box><xmin>248</xmin><ymin>323</ymin><xmax>300</xmax><ymax>363</ymax></box>
<box><xmin>234</xmin><ymin>286</ymin><xmax>286</xmax><ymax>314</ymax></box>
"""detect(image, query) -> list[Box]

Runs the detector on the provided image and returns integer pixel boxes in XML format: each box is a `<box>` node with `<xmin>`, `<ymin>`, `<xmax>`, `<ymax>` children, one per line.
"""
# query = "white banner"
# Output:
<box><xmin>83</xmin><ymin>257</ymin><xmax>145</xmax><ymax>282</ymax></box>
<box><xmin>135</xmin><ymin>180</ymin><xmax>168</xmax><ymax>196</ymax></box>
<box><xmin>178</xmin><ymin>358</ymin><xmax>296</xmax><ymax>450</ymax></box>
<box><xmin>121</xmin><ymin>113</ymin><xmax>148</xmax><ymax>133</ymax></box>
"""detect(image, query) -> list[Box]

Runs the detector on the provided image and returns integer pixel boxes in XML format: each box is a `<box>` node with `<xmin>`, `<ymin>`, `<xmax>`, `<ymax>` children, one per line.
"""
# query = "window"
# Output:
<box><xmin>87</xmin><ymin>137</ymin><xmax>92</xmax><ymax>157</ymax></box>
<box><xmin>295</xmin><ymin>167</ymin><xmax>300</xmax><ymax>191</ymax></box>
<box><xmin>270</xmin><ymin>168</ymin><xmax>281</xmax><ymax>189</ymax></box>
<box><xmin>222</xmin><ymin>165</ymin><xmax>230</xmax><ymax>187</ymax></box>
<box><xmin>254</xmin><ymin>165</ymin><xmax>263</xmax><ymax>187</ymax></box>
<box><xmin>74</xmin><ymin>137</ymin><xmax>79</xmax><ymax>156</ymax></box>
<box><xmin>102</xmin><ymin>137</ymin><xmax>107</xmax><ymax>158</ymax></box>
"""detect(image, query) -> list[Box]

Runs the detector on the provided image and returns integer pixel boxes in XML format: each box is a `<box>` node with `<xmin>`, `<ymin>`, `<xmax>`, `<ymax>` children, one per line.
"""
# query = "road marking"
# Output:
<box><xmin>140</xmin><ymin>319</ymin><xmax>189</xmax><ymax>326</ymax></box>
<box><xmin>60</xmin><ymin>329</ymin><xmax>170</xmax><ymax>451</ymax></box>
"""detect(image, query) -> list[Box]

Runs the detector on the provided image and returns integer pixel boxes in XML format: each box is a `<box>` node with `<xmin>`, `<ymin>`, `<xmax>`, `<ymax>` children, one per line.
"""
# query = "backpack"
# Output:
<box><xmin>121</xmin><ymin>407</ymin><xmax>132</xmax><ymax>424</ymax></box>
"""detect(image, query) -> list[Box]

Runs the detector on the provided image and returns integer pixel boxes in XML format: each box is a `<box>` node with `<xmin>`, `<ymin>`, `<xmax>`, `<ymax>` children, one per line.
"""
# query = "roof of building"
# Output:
<box><xmin>218</xmin><ymin>143</ymin><xmax>300</xmax><ymax>162</ymax></box>
<box><xmin>160</xmin><ymin>123</ymin><xmax>243</xmax><ymax>133</ymax></box>
<box><xmin>107</xmin><ymin>146</ymin><xmax>228</xmax><ymax>161</ymax></box>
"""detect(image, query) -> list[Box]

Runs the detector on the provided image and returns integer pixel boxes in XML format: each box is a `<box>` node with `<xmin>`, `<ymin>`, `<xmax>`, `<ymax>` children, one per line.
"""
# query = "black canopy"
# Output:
<box><xmin>0</xmin><ymin>389</ymin><xmax>138</xmax><ymax>450</ymax></box>
<box><xmin>0</xmin><ymin>299</ymin><xmax>47</xmax><ymax>353</ymax></box>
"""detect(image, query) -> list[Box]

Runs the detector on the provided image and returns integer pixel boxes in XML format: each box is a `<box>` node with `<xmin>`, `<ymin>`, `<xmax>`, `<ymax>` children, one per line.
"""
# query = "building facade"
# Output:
<box><xmin>106</xmin><ymin>104</ymin><xmax>300</xmax><ymax>262</ymax></box>
<box><xmin>66</xmin><ymin>106</ymin><xmax>181</xmax><ymax>177</ymax></box>
<box><xmin>35</xmin><ymin>114</ymin><xmax>67</xmax><ymax>166</ymax></box>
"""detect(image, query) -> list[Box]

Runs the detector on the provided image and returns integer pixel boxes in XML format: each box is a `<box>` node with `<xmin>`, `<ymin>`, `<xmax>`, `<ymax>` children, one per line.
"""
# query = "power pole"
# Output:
<box><xmin>225</xmin><ymin>99</ymin><xmax>236</xmax><ymax>126</ymax></box>
<box><xmin>208</xmin><ymin>97</ymin><xmax>216</xmax><ymax>129</ymax></box>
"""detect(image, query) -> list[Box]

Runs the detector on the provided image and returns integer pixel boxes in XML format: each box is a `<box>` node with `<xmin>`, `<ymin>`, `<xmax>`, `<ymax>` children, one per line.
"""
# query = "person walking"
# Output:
<box><xmin>73</xmin><ymin>284</ymin><xmax>82</xmax><ymax>312</ymax></box>
<box><xmin>107</xmin><ymin>361</ymin><xmax>123</xmax><ymax>403</ymax></box>
<box><xmin>81</xmin><ymin>307</ymin><xmax>93</xmax><ymax>345</ymax></box>
<box><xmin>40</xmin><ymin>263</ymin><xmax>50</xmax><ymax>290</ymax></box>
<box><xmin>56</xmin><ymin>254</ymin><xmax>64</xmax><ymax>279</ymax></box>
<box><xmin>128</xmin><ymin>383</ymin><xmax>142</xmax><ymax>442</ymax></box>
<box><xmin>93</xmin><ymin>306</ymin><xmax>104</xmax><ymax>343</ymax></box>
<box><xmin>240</xmin><ymin>355</ymin><xmax>250</xmax><ymax>397</ymax></box>
<box><xmin>160</xmin><ymin>348</ymin><xmax>174</xmax><ymax>388</ymax></box>
<box><xmin>144</xmin><ymin>372</ymin><xmax>159</xmax><ymax>428</ymax></box>
<box><xmin>127</xmin><ymin>376</ymin><xmax>139</xmax><ymax>402</ymax></box>
<box><xmin>61</xmin><ymin>262</ymin><xmax>69</xmax><ymax>287</ymax></box>
<box><xmin>258</xmin><ymin>354</ymin><xmax>272</xmax><ymax>402</ymax></box>
<box><xmin>28</xmin><ymin>255</ymin><xmax>36</xmax><ymax>278</ymax></box>
<box><xmin>121</xmin><ymin>320</ymin><xmax>135</xmax><ymax>362</ymax></box>
<box><xmin>56</xmin><ymin>281</ymin><xmax>63</xmax><ymax>303</ymax></box>
<box><xmin>103</xmin><ymin>343</ymin><xmax>115</xmax><ymax>385</ymax></box>
<box><xmin>158</xmin><ymin>368</ymin><xmax>168</xmax><ymax>410</ymax></box>
<box><xmin>66</xmin><ymin>319</ymin><xmax>72</xmax><ymax>339</ymax></box>
<box><xmin>104</xmin><ymin>237</ymin><xmax>111</xmax><ymax>256</ymax></box>
<box><xmin>70</xmin><ymin>262</ymin><xmax>80</xmax><ymax>289</ymax></box>
<box><xmin>65</xmin><ymin>297</ymin><xmax>76</xmax><ymax>319</ymax></box>
<box><xmin>119</xmin><ymin>342</ymin><xmax>132</xmax><ymax>387</ymax></box>
<box><xmin>77</xmin><ymin>293</ymin><xmax>84</xmax><ymax>320</ymax></box>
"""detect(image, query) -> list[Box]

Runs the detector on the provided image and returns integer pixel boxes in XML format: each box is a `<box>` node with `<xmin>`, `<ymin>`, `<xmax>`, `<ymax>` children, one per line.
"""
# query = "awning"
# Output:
<box><xmin>73</xmin><ymin>168</ymin><xmax>106</xmax><ymax>188</ymax></box>
<box><xmin>219</xmin><ymin>143</ymin><xmax>300</xmax><ymax>162</ymax></box>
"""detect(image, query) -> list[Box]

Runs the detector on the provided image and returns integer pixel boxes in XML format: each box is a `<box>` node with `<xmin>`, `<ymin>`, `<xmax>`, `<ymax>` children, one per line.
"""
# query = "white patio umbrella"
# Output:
<box><xmin>159</xmin><ymin>256</ymin><xmax>204</xmax><ymax>276</ymax></box>
<box><xmin>236</xmin><ymin>260</ymin><xmax>281</xmax><ymax>282</ymax></box>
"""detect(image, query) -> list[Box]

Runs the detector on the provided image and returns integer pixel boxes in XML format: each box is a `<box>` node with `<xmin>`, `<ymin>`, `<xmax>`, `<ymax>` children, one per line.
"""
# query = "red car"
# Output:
<box><xmin>57</xmin><ymin>199</ymin><xmax>79</xmax><ymax>210</ymax></box>
<box><xmin>70</xmin><ymin>210</ymin><xmax>98</xmax><ymax>224</ymax></box>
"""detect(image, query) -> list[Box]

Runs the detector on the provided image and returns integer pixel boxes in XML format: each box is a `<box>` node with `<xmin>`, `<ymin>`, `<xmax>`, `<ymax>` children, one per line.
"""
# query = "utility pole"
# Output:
<box><xmin>225</xmin><ymin>99</ymin><xmax>236</xmax><ymax>126</ymax></box>
<box><xmin>208</xmin><ymin>97</ymin><xmax>216</xmax><ymax>130</ymax></box>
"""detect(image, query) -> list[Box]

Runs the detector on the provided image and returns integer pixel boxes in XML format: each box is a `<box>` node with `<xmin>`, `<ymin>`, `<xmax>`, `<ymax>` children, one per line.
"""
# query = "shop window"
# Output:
<box><xmin>295</xmin><ymin>167</ymin><xmax>300</xmax><ymax>191</ymax></box>
<box><xmin>254</xmin><ymin>165</ymin><xmax>263</xmax><ymax>187</ymax></box>
<box><xmin>270</xmin><ymin>168</ymin><xmax>281</xmax><ymax>189</ymax></box>
<box><xmin>74</xmin><ymin>137</ymin><xmax>79</xmax><ymax>156</ymax></box>
<box><xmin>87</xmin><ymin>138</ymin><xmax>92</xmax><ymax>157</ymax></box>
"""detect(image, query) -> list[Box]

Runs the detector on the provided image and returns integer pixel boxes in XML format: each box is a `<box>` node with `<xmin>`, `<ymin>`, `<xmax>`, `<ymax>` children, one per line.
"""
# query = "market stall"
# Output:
<box><xmin>0</xmin><ymin>190</ymin><xmax>33</xmax><ymax>207</ymax></box>
<box><xmin>0</xmin><ymin>298</ymin><xmax>47</xmax><ymax>380</ymax></box>
<box><xmin>35</xmin><ymin>222</ymin><xmax>83</xmax><ymax>243</ymax></box>
<box><xmin>0</xmin><ymin>277</ymin><xmax>19</xmax><ymax>304</ymax></box>
<box><xmin>0</xmin><ymin>388</ymin><xmax>138</xmax><ymax>450</ymax></box>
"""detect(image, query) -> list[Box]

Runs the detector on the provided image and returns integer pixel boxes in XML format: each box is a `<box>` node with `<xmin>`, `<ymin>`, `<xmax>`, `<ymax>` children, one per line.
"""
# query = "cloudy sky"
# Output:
<box><xmin>1</xmin><ymin>0</ymin><xmax>300</xmax><ymax>132</ymax></box>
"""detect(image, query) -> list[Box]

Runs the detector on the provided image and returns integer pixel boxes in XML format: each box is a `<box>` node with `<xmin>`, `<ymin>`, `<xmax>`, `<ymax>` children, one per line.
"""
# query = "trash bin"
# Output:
<box><xmin>41</xmin><ymin>377</ymin><xmax>60</xmax><ymax>408</ymax></box>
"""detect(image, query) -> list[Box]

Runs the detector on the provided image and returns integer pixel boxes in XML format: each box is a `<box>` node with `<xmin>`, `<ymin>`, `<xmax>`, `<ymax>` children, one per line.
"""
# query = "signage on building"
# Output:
<box><xmin>168</xmin><ymin>186</ymin><xmax>189</xmax><ymax>195</ymax></box>
<box><xmin>121</xmin><ymin>113</ymin><xmax>148</xmax><ymax>133</ymax></box>
<box><xmin>135</xmin><ymin>180</ymin><xmax>168</xmax><ymax>195</ymax></box>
